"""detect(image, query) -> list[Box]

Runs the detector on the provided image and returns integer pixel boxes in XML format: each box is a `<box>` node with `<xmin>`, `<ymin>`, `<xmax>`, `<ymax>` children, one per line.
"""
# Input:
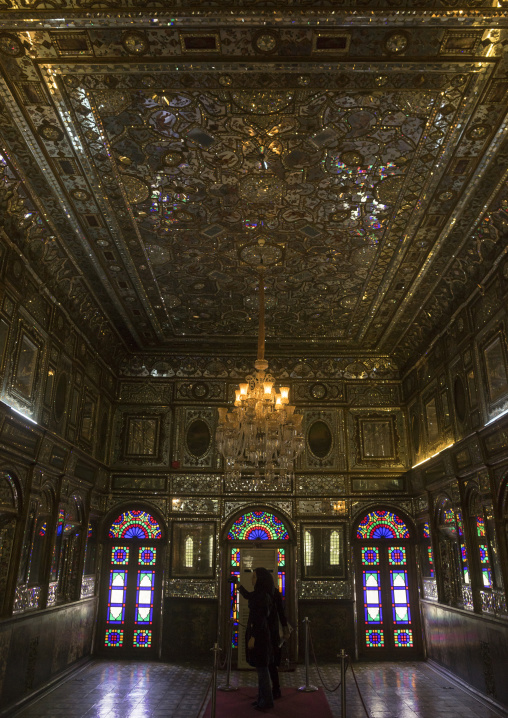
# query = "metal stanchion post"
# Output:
<box><xmin>298</xmin><ymin>617</ymin><xmax>318</xmax><ymax>692</ymax></box>
<box><xmin>339</xmin><ymin>648</ymin><xmax>347</xmax><ymax>717</ymax></box>
<box><xmin>219</xmin><ymin>618</ymin><xmax>238</xmax><ymax>692</ymax></box>
<box><xmin>210</xmin><ymin>642</ymin><xmax>220</xmax><ymax>718</ymax></box>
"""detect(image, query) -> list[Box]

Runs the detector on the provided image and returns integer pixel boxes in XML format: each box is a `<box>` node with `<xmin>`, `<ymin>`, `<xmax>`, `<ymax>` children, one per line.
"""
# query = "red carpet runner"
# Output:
<box><xmin>203</xmin><ymin>686</ymin><xmax>334</xmax><ymax>717</ymax></box>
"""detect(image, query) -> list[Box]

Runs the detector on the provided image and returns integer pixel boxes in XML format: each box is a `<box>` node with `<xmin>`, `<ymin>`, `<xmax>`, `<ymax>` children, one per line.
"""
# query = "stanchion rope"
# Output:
<box><xmin>349</xmin><ymin>661</ymin><xmax>371</xmax><ymax>718</ymax></box>
<box><xmin>195</xmin><ymin>671</ymin><xmax>214</xmax><ymax>718</ymax></box>
<box><xmin>308</xmin><ymin>625</ymin><xmax>342</xmax><ymax>692</ymax></box>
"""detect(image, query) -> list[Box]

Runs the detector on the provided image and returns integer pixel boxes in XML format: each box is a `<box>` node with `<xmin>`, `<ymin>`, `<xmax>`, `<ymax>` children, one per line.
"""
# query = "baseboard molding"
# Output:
<box><xmin>1</xmin><ymin>655</ymin><xmax>92</xmax><ymax>718</ymax></box>
<box><xmin>427</xmin><ymin>659</ymin><xmax>508</xmax><ymax>717</ymax></box>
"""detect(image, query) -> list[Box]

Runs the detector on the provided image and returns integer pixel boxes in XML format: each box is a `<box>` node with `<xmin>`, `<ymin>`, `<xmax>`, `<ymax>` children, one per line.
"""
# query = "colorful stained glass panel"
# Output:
<box><xmin>277</xmin><ymin>548</ymin><xmax>286</xmax><ymax>567</ymax></box>
<box><xmin>427</xmin><ymin>546</ymin><xmax>434</xmax><ymax>578</ymax></box>
<box><xmin>394</xmin><ymin>629</ymin><xmax>413</xmax><ymax>648</ymax></box>
<box><xmin>476</xmin><ymin>517</ymin><xmax>486</xmax><ymax>537</ymax></box>
<box><xmin>362</xmin><ymin>547</ymin><xmax>379</xmax><ymax>565</ymax></box>
<box><xmin>111</xmin><ymin>547</ymin><xmax>129</xmax><ymax>565</ymax></box>
<box><xmin>139</xmin><ymin>547</ymin><xmax>156</xmax><ymax>566</ymax></box>
<box><xmin>230</xmin><ymin>570</ymin><xmax>240</xmax><ymax>647</ymax></box>
<box><xmin>423</xmin><ymin>522</ymin><xmax>431</xmax><ymax>539</ymax></box>
<box><xmin>366</xmin><ymin>629</ymin><xmax>384</xmax><ymax>647</ymax></box>
<box><xmin>107</xmin><ymin>570</ymin><xmax>127</xmax><ymax>624</ymax></box>
<box><xmin>135</xmin><ymin>570</ymin><xmax>154</xmax><ymax>625</ymax></box>
<box><xmin>105</xmin><ymin>629</ymin><xmax>124</xmax><ymax>647</ymax></box>
<box><xmin>389</xmin><ymin>547</ymin><xmax>406</xmax><ymax>565</ymax></box>
<box><xmin>390</xmin><ymin>570</ymin><xmax>411</xmax><ymax>624</ymax></box>
<box><xmin>230</xmin><ymin>548</ymin><xmax>240</xmax><ymax>567</ymax></box>
<box><xmin>109</xmin><ymin>510</ymin><xmax>162</xmax><ymax>539</ymax></box>
<box><xmin>133</xmin><ymin>630</ymin><xmax>152</xmax><ymax>648</ymax></box>
<box><xmin>363</xmin><ymin>570</ymin><xmax>382</xmax><ymax>624</ymax></box>
<box><xmin>357</xmin><ymin>511</ymin><xmax>409</xmax><ymax>540</ymax></box>
<box><xmin>227</xmin><ymin>511</ymin><xmax>289</xmax><ymax>541</ymax></box>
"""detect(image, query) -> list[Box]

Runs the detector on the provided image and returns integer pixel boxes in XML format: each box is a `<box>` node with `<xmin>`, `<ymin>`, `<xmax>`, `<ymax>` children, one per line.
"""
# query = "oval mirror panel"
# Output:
<box><xmin>308</xmin><ymin>420</ymin><xmax>332</xmax><ymax>459</ymax></box>
<box><xmin>186</xmin><ymin>419</ymin><xmax>211</xmax><ymax>458</ymax></box>
<box><xmin>54</xmin><ymin>372</ymin><xmax>68</xmax><ymax>421</ymax></box>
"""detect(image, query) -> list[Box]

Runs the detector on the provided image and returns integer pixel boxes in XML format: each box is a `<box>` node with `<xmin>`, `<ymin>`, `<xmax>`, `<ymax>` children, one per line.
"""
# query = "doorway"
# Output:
<box><xmin>224</xmin><ymin>509</ymin><xmax>294</xmax><ymax>667</ymax></box>
<box><xmin>96</xmin><ymin>509</ymin><xmax>164</xmax><ymax>658</ymax></box>
<box><xmin>354</xmin><ymin>509</ymin><xmax>422</xmax><ymax>659</ymax></box>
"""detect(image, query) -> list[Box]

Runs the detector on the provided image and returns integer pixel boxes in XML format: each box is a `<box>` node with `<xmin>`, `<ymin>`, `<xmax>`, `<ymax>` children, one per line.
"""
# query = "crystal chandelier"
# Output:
<box><xmin>216</xmin><ymin>275</ymin><xmax>304</xmax><ymax>485</ymax></box>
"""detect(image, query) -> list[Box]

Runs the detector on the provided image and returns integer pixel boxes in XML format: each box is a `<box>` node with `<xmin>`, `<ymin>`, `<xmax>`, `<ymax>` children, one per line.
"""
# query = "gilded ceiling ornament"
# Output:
<box><xmin>239</xmin><ymin>241</ymin><xmax>283</xmax><ymax>268</ymax></box>
<box><xmin>39</xmin><ymin>124</ymin><xmax>64</xmax><ymax>142</ymax></box>
<box><xmin>122</xmin><ymin>176</ymin><xmax>149</xmax><ymax>204</ymax></box>
<box><xmin>375</xmin><ymin>176</ymin><xmax>404</xmax><ymax>205</ymax></box>
<box><xmin>70</xmin><ymin>189</ymin><xmax>90</xmax><ymax>201</ymax></box>
<box><xmin>162</xmin><ymin>151</ymin><xmax>184</xmax><ymax>167</ymax></box>
<box><xmin>438</xmin><ymin>190</ymin><xmax>454</xmax><ymax>202</ymax></box>
<box><xmin>219</xmin><ymin>75</ymin><xmax>233</xmax><ymax>87</ymax></box>
<box><xmin>239</xmin><ymin>174</ymin><xmax>285</xmax><ymax>204</ymax></box>
<box><xmin>340</xmin><ymin>150</ymin><xmax>364</xmax><ymax>168</ymax></box>
<box><xmin>467</xmin><ymin>124</ymin><xmax>490</xmax><ymax>141</ymax></box>
<box><xmin>231</xmin><ymin>91</ymin><xmax>294</xmax><ymax>115</ymax></box>
<box><xmin>121</xmin><ymin>31</ymin><xmax>149</xmax><ymax>55</ymax></box>
<box><xmin>385</xmin><ymin>32</ymin><xmax>409</xmax><ymax>55</ymax></box>
<box><xmin>253</xmin><ymin>30</ymin><xmax>279</xmax><ymax>54</ymax></box>
<box><xmin>0</xmin><ymin>33</ymin><xmax>24</xmax><ymax>57</ymax></box>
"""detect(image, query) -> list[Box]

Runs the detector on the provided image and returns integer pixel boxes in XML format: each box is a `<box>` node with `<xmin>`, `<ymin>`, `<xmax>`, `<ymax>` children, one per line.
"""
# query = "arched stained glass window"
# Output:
<box><xmin>109</xmin><ymin>510</ymin><xmax>162</xmax><ymax>540</ymax></box>
<box><xmin>227</xmin><ymin>511</ymin><xmax>289</xmax><ymax>541</ymax></box>
<box><xmin>357</xmin><ymin>510</ymin><xmax>410</xmax><ymax>540</ymax></box>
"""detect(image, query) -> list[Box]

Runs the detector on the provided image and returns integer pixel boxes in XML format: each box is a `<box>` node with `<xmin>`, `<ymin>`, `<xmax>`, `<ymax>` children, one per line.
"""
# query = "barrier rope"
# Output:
<box><xmin>349</xmin><ymin>661</ymin><xmax>371</xmax><ymax>718</ymax></box>
<box><xmin>308</xmin><ymin>625</ymin><xmax>343</xmax><ymax>693</ymax></box>
<box><xmin>196</xmin><ymin>671</ymin><xmax>214</xmax><ymax>718</ymax></box>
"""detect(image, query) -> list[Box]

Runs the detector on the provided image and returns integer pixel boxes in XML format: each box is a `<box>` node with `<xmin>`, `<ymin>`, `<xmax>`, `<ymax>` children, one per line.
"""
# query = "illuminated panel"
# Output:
<box><xmin>230</xmin><ymin>570</ymin><xmax>240</xmax><ymax>647</ymax></box>
<box><xmin>135</xmin><ymin>570</ymin><xmax>154</xmax><ymax>625</ymax></box>
<box><xmin>277</xmin><ymin>548</ymin><xmax>286</xmax><ymax>567</ymax></box>
<box><xmin>388</xmin><ymin>546</ymin><xmax>406</xmax><ymax>565</ymax></box>
<box><xmin>390</xmin><ymin>569</ymin><xmax>411</xmax><ymax>624</ymax></box>
<box><xmin>111</xmin><ymin>547</ymin><xmax>129</xmax><ymax>565</ymax></box>
<box><xmin>423</xmin><ymin>523</ymin><xmax>431</xmax><ymax>539</ymax></box>
<box><xmin>427</xmin><ymin>546</ymin><xmax>435</xmax><ymax>578</ymax></box>
<box><xmin>357</xmin><ymin>511</ymin><xmax>409</xmax><ymax>539</ymax></box>
<box><xmin>109</xmin><ymin>510</ymin><xmax>162</xmax><ymax>539</ymax></box>
<box><xmin>105</xmin><ymin>629</ymin><xmax>124</xmax><ymax>647</ymax></box>
<box><xmin>460</xmin><ymin>544</ymin><xmax>470</xmax><ymax>584</ymax></box>
<box><xmin>139</xmin><ymin>547</ymin><xmax>156</xmax><ymax>566</ymax></box>
<box><xmin>39</xmin><ymin>522</ymin><xmax>47</xmax><ymax>536</ymax></box>
<box><xmin>107</xmin><ymin>570</ymin><xmax>127</xmax><ymax>624</ymax></box>
<box><xmin>227</xmin><ymin>511</ymin><xmax>289</xmax><ymax>541</ymax></box>
<box><xmin>363</xmin><ymin>570</ymin><xmax>382</xmax><ymax>625</ymax></box>
<box><xmin>366</xmin><ymin>629</ymin><xmax>384</xmax><ymax>648</ymax></box>
<box><xmin>394</xmin><ymin>629</ymin><xmax>413</xmax><ymax>648</ymax></box>
<box><xmin>230</xmin><ymin>548</ymin><xmax>240</xmax><ymax>567</ymax></box>
<box><xmin>133</xmin><ymin>630</ymin><xmax>152</xmax><ymax>648</ymax></box>
<box><xmin>278</xmin><ymin>571</ymin><xmax>286</xmax><ymax>597</ymax></box>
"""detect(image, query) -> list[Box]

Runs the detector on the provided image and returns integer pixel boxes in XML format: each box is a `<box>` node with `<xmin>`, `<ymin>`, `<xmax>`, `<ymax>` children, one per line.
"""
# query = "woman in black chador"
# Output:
<box><xmin>238</xmin><ymin>567</ymin><xmax>289</xmax><ymax>711</ymax></box>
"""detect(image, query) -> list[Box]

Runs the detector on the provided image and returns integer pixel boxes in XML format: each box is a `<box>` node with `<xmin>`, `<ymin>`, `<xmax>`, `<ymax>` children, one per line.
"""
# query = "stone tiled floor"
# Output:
<box><xmin>12</xmin><ymin>660</ymin><xmax>506</xmax><ymax>718</ymax></box>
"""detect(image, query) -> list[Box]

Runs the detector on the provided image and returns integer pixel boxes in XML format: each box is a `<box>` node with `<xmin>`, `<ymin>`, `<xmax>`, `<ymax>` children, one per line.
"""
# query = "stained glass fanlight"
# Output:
<box><xmin>357</xmin><ymin>510</ymin><xmax>410</xmax><ymax>540</ymax></box>
<box><xmin>227</xmin><ymin>510</ymin><xmax>289</xmax><ymax>541</ymax></box>
<box><xmin>109</xmin><ymin>510</ymin><xmax>162</xmax><ymax>539</ymax></box>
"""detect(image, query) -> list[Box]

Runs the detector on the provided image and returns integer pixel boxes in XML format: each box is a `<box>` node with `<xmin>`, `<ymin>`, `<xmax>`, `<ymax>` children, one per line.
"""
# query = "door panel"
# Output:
<box><xmin>356</xmin><ymin>542</ymin><xmax>421</xmax><ymax>659</ymax></box>
<box><xmin>98</xmin><ymin>541</ymin><xmax>161</xmax><ymax>657</ymax></box>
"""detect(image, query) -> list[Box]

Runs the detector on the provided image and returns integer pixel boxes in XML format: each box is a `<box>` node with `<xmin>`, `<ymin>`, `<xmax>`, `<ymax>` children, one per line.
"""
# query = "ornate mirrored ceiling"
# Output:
<box><xmin>0</xmin><ymin>6</ymin><xmax>507</xmax><ymax>366</ymax></box>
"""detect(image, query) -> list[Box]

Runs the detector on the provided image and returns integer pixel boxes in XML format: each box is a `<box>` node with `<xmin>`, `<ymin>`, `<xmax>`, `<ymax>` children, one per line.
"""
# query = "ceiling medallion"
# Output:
<box><xmin>239</xmin><ymin>174</ymin><xmax>285</xmax><ymax>204</ymax></box>
<box><xmin>375</xmin><ymin>175</ymin><xmax>404</xmax><ymax>205</ymax></box>
<box><xmin>122</xmin><ymin>176</ymin><xmax>149</xmax><ymax>204</ymax></box>
<box><xmin>70</xmin><ymin>189</ymin><xmax>90</xmax><ymax>201</ymax></box>
<box><xmin>39</xmin><ymin>124</ymin><xmax>64</xmax><ymax>142</ymax></box>
<box><xmin>121</xmin><ymin>31</ymin><xmax>149</xmax><ymax>55</ymax></box>
<box><xmin>240</xmin><ymin>238</ymin><xmax>283</xmax><ymax>269</ymax></box>
<box><xmin>385</xmin><ymin>32</ymin><xmax>409</xmax><ymax>55</ymax></box>
<box><xmin>162</xmin><ymin>150</ymin><xmax>184</xmax><ymax>167</ymax></box>
<box><xmin>0</xmin><ymin>33</ymin><xmax>24</xmax><ymax>57</ymax></box>
<box><xmin>216</xmin><ymin>274</ymin><xmax>304</xmax><ymax>485</ymax></box>
<box><xmin>340</xmin><ymin>150</ymin><xmax>364</xmax><ymax>168</ymax></box>
<box><xmin>467</xmin><ymin>124</ymin><xmax>490</xmax><ymax>141</ymax></box>
<box><xmin>253</xmin><ymin>30</ymin><xmax>279</xmax><ymax>54</ymax></box>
